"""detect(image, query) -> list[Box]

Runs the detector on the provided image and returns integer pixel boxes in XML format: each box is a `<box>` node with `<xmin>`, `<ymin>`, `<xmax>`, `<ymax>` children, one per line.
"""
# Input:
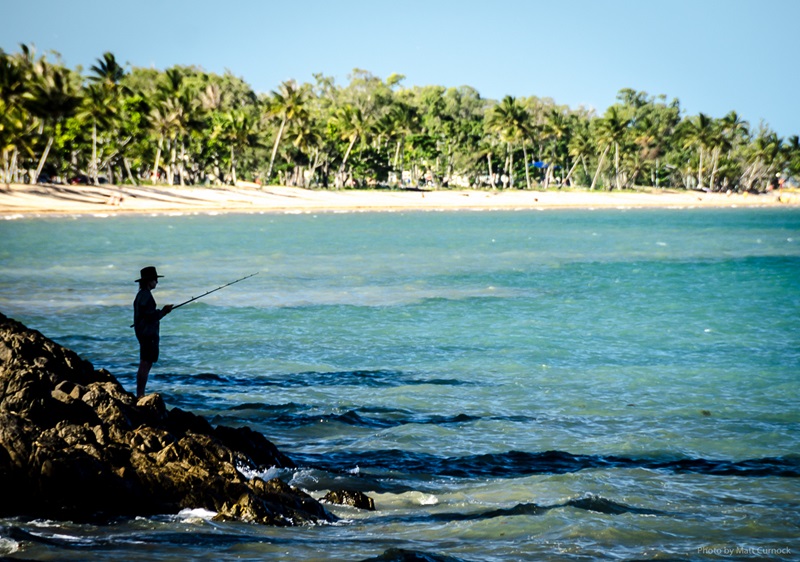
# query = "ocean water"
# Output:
<box><xmin>1</xmin><ymin>207</ymin><xmax>799</xmax><ymax>561</ymax></box>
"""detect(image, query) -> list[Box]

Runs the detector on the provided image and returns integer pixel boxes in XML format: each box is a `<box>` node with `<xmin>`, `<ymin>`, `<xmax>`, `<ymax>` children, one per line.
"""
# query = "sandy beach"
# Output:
<box><xmin>1</xmin><ymin>182</ymin><xmax>798</xmax><ymax>217</ymax></box>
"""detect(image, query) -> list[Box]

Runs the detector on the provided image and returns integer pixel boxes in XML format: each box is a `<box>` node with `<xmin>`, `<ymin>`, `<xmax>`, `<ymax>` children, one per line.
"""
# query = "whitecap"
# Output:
<box><xmin>236</xmin><ymin>463</ymin><xmax>284</xmax><ymax>482</ymax></box>
<box><xmin>0</xmin><ymin>537</ymin><xmax>20</xmax><ymax>555</ymax></box>
<box><xmin>29</xmin><ymin>519</ymin><xmax>61</xmax><ymax>527</ymax></box>
<box><xmin>175</xmin><ymin>507</ymin><xmax>218</xmax><ymax>521</ymax></box>
<box><xmin>416</xmin><ymin>493</ymin><xmax>439</xmax><ymax>506</ymax></box>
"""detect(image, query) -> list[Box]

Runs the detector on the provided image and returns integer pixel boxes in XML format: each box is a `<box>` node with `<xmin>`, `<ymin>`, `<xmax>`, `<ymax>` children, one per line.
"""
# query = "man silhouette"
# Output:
<box><xmin>132</xmin><ymin>266</ymin><xmax>173</xmax><ymax>398</ymax></box>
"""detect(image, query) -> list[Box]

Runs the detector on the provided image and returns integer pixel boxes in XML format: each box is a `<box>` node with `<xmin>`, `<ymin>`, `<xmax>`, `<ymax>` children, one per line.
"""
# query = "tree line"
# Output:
<box><xmin>2</xmin><ymin>45</ymin><xmax>798</xmax><ymax>192</ymax></box>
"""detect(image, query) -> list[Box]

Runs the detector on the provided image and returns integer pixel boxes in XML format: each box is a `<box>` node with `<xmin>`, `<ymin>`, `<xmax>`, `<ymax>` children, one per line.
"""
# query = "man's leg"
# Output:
<box><xmin>136</xmin><ymin>360</ymin><xmax>152</xmax><ymax>398</ymax></box>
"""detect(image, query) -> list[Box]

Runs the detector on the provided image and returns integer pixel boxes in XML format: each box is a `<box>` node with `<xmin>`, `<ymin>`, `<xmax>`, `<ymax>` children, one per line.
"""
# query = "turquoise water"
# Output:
<box><xmin>1</xmin><ymin>208</ymin><xmax>799</xmax><ymax>561</ymax></box>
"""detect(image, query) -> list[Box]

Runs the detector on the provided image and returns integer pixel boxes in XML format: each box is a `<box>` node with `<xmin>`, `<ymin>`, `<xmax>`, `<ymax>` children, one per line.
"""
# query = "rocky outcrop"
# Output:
<box><xmin>323</xmin><ymin>489</ymin><xmax>376</xmax><ymax>510</ymax></box>
<box><xmin>0</xmin><ymin>312</ymin><xmax>335</xmax><ymax>525</ymax></box>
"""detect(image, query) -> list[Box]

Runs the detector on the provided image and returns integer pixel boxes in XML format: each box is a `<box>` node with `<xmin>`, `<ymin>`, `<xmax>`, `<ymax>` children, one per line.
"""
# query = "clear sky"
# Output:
<box><xmin>3</xmin><ymin>0</ymin><xmax>798</xmax><ymax>137</ymax></box>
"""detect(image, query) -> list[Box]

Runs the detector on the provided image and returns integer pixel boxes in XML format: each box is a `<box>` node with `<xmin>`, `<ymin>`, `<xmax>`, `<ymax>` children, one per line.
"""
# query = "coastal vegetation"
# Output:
<box><xmin>1</xmin><ymin>45</ymin><xmax>799</xmax><ymax>191</ymax></box>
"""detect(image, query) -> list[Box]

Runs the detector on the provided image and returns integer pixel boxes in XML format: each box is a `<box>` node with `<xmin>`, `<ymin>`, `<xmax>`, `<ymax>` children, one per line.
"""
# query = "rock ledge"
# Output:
<box><xmin>0</xmin><ymin>312</ymin><xmax>335</xmax><ymax>525</ymax></box>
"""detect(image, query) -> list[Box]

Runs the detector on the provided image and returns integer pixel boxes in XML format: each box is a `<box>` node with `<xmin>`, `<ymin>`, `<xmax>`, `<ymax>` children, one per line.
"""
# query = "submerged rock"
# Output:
<box><xmin>323</xmin><ymin>489</ymin><xmax>376</xmax><ymax>510</ymax></box>
<box><xmin>360</xmin><ymin>548</ymin><xmax>469</xmax><ymax>562</ymax></box>
<box><xmin>0</xmin><ymin>312</ymin><xmax>335</xmax><ymax>526</ymax></box>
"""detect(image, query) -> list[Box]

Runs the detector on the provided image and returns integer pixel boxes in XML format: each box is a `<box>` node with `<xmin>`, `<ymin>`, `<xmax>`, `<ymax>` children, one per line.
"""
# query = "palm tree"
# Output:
<box><xmin>719</xmin><ymin>111</ymin><xmax>749</xmax><ymax>147</ymax></box>
<box><xmin>148</xmin><ymin>98</ymin><xmax>178</xmax><ymax>184</ymax></box>
<box><xmin>220</xmin><ymin>109</ymin><xmax>259</xmax><ymax>185</ymax></box>
<box><xmin>377</xmin><ymin>102</ymin><xmax>410</xmax><ymax>170</ymax></box>
<box><xmin>680</xmin><ymin>113</ymin><xmax>714</xmax><ymax>189</ymax></box>
<box><xmin>0</xmin><ymin>51</ymin><xmax>28</xmax><ymax>103</ymax></box>
<box><xmin>149</xmin><ymin>69</ymin><xmax>200</xmax><ymax>185</ymax></box>
<box><xmin>742</xmin><ymin>129</ymin><xmax>783</xmax><ymax>191</ymax></box>
<box><xmin>704</xmin><ymin>121</ymin><xmax>731</xmax><ymax>191</ymax></box>
<box><xmin>329</xmin><ymin>104</ymin><xmax>370</xmax><ymax>187</ymax></box>
<box><xmin>266</xmin><ymin>80</ymin><xmax>306</xmax><ymax>184</ymax></box>
<box><xmin>76</xmin><ymin>52</ymin><xmax>127</xmax><ymax>184</ymax></box>
<box><xmin>150</xmin><ymin>94</ymin><xmax>199</xmax><ymax>186</ymax></box>
<box><xmin>474</xmin><ymin>137</ymin><xmax>500</xmax><ymax>188</ymax></box>
<box><xmin>542</xmin><ymin>109</ymin><xmax>570</xmax><ymax>188</ymax></box>
<box><xmin>714</xmin><ymin>111</ymin><xmax>749</xmax><ymax>190</ymax></box>
<box><xmin>89</xmin><ymin>52</ymin><xmax>126</xmax><ymax>89</ymax></box>
<box><xmin>287</xmin><ymin>110</ymin><xmax>324</xmax><ymax>186</ymax></box>
<box><xmin>566</xmin><ymin>121</ymin><xmax>592</xmax><ymax>186</ymax></box>
<box><xmin>630</xmin><ymin>108</ymin><xmax>677</xmax><ymax>189</ymax></box>
<box><xmin>486</xmin><ymin>96</ymin><xmax>531</xmax><ymax>189</ymax></box>
<box><xmin>592</xmin><ymin>106</ymin><xmax>631</xmax><ymax>190</ymax></box>
<box><xmin>111</xmin><ymin>93</ymin><xmax>150</xmax><ymax>185</ymax></box>
<box><xmin>78</xmin><ymin>83</ymin><xmax>117</xmax><ymax>184</ymax></box>
<box><xmin>199</xmin><ymin>82</ymin><xmax>223</xmax><ymax>111</ymax></box>
<box><xmin>26</xmin><ymin>61</ymin><xmax>81</xmax><ymax>183</ymax></box>
<box><xmin>172</xmin><ymin>93</ymin><xmax>199</xmax><ymax>186</ymax></box>
<box><xmin>0</xmin><ymin>50</ymin><xmax>34</xmax><ymax>184</ymax></box>
<box><xmin>784</xmin><ymin>135</ymin><xmax>800</xmax><ymax>185</ymax></box>
<box><xmin>0</xmin><ymin>98</ymin><xmax>32</xmax><ymax>185</ymax></box>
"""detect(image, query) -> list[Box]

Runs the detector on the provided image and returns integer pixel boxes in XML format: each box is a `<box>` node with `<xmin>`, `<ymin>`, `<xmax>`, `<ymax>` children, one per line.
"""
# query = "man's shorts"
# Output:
<box><xmin>138</xmin><ymin>335</ymin><xmax>160</xmax><ymax>363</ymax></box>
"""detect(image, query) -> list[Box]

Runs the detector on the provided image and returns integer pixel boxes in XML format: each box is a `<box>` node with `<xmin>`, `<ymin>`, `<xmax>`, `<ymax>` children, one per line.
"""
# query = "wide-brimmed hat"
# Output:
<box><xmin>135</xmin><ymin>266</ymin><xmax>164</xmax><ymax>283</ymax></box>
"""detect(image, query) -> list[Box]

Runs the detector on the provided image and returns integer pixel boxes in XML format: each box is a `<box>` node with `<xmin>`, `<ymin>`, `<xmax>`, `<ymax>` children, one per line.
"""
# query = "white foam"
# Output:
<box><xmin>236</xmin><ymin>463</ymin><xmax>283</xmax><ymax>482</ymax></box>
<box><xmin>176</xmin><ymin>507</ymin><xmax>217</xmax><ymax>521</ymax></box>
<box><xmin>416</xmin><ymin>493</ymin><xmax>439</xmax><ymax>506</ymax></box>
<box><xmin>0</xmin><ymin>538</ymin><xmax>20</xmax><ymax>554</ymax></box>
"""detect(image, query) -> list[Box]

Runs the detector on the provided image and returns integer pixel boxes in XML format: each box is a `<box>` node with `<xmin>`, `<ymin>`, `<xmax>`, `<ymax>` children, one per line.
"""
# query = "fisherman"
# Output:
<box><xmin>133</xmin><ymin>266</ymin><xmax>173</xmax><ymax>398</ymax></box>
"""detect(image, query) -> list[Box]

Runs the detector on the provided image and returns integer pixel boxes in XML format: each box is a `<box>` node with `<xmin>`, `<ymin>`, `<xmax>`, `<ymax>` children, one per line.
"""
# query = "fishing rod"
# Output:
<box><xmin>130</xmin><ymin>272</ymin><xmax>259</xmax><ymax>327</ymax></box>
<box><xmin>171</xmin><ymin>272</ymin><xmax>259</xmax><ymax>310</ymax></box>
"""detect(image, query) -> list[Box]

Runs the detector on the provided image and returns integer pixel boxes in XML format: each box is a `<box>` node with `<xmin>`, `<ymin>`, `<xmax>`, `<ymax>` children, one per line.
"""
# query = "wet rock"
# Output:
<box><xmin>323</xmin><ymin>489</ymin><xmax>376</xmax><ymax>510</ymax></box>
<box><xmin>216</xmin><ymin>477</ymin><xmax>333</xmax><ymax>526</ymax></box>
<box><xmin>214</xmin><ymin>424</ymin><xmax>294</xmax><ymax>469</ymax></box>
<box><xmin>0</xmin><ymin>312</ymin><xmax>335</xmax><ymax>525</ymax></box>
<box><xmin>360</xmin><ymin>548</ymin><xmax>468</xmax><ymax>562</ymax></box>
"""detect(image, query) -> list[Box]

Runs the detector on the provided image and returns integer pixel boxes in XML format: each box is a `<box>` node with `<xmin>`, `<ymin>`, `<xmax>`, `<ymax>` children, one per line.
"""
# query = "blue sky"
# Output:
<box><xmin>3</xmin><ymin>0</ymin><xmax>798</xmax><ymax>137</ymax></box>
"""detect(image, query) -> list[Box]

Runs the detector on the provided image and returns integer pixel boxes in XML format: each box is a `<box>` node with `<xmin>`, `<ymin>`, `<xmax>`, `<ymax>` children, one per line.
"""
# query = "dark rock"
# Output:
<box><xmin>359</xmin><ymin>548</ymin><xmax>469</xmax><ymax>562</ymax></box>
<box><xmin>166</xmin><ymin>406</ymin><xmax>215</xmax><ymax>435</ymax></box>
<box><xmin>323</xmin><ymin>489</ymin><xmax>376</xmax><ymax>510</ymax></box>
<box><xmin>214</xmin><ymin>424</ymin><xmax>295</xmax><ymax>469</ymax></box>
<box><xmin>0</xmin><ymin>312</ymin><xmax>335</xmax><ymax>525</ymax></box>
<box><xmin>216</xmin><ymin>477</ymin><xmax>333</xmax><ymax>526</ymax></box>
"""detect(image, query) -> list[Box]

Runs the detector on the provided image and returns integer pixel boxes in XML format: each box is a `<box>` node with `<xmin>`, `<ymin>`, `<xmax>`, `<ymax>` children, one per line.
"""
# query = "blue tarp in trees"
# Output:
<box><xmin>530</xmin><ymin>161</ymin><xmax>561</xmax><ymax>169</ymax></box>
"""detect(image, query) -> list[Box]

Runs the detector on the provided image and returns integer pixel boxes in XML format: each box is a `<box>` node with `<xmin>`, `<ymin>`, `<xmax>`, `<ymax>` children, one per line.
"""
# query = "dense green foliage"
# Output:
<box><xmin>2</xmin><ymin>45</ymin><xmax>798</xmax><ymax>191</ymax></box>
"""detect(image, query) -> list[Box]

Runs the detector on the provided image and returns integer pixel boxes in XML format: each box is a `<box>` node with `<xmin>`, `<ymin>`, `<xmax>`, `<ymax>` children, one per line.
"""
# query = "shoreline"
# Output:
<box><xmin>1</xmin><ymin>182</ymin><xmax>798</xmax><ymax>217</ymax></box>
